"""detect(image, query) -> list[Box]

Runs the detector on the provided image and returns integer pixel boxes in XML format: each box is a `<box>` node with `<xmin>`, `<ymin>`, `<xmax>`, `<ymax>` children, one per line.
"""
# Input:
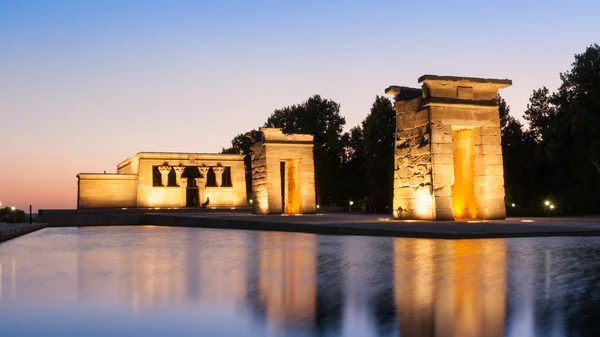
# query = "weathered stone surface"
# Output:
<box><xmin>432</xmin><ymin>153</ymin><xmax>454</xmax><ymax>164</ymax></box>
<box><xmin>483</xmin><ymin>164</ymin><xmax>505</xmax><ymax>176</ymax></box>
<box><xmin>481</xmin><ymin>154</ymin><xmax>503</xmax><ymax>165</ymax></box>
<box><xmin>433</xmin><ymin>185</ymin><xmax>452</xmax><ymax>197</ymax></box>
<box><xmin>431</xmin><ymin>143</ymin><xmax>453</xmax><ymax>154</ymax></box>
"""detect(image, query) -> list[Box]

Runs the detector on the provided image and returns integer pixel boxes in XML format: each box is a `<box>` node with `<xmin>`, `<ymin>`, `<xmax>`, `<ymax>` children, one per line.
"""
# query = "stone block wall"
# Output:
<box><xmin>251</xmin><ymin>142</ymin><xmax>269</xmax><ymax>214</ymax></box>
<box><xmin>77</xmin><ymin>174</ymin><xmax>138</xmax><ymax>208</ymax></box>
<box><xmin>387</xmin><ymin>75</ymin><xmax>512</xmax><ymax>220</ymax></box>
<box><xmin>249</xmin><ymin>128</ymin><xmax>316</xmax><ymax>215</ymax></box>
<box><xmin>393</xmin><ymin>97</ymin><xmax>436</xmax><ymax>220</ymax></box>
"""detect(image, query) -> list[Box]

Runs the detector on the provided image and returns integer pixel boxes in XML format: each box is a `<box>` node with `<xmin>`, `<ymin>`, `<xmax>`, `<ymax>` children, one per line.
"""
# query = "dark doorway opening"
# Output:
<box><xmin>186</xmin><ymin>178</ymin><xmax>198</xmax><ymax>207</ymax></box>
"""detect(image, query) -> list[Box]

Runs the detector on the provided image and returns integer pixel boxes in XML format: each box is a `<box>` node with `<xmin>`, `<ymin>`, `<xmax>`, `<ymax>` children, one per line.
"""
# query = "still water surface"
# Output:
<box><xmin>0</xmin><ymin>226</ymin><xmax>599</xmax><ymax>336</ymax></box>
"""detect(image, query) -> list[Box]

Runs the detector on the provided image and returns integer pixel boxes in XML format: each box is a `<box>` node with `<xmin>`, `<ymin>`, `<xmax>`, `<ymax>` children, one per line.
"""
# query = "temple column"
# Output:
<box><xmin>213</xmin><ymin>164</ymin><xmax>225</xmax><ymax>187</ymax></box>
<box><xmin>180</xmin><ymin>177</ymin><xmax>188</xmax><ymax>207</ymax></box>
<box><xmin>173</xmin><ymin>165</ymin><xmax>185</xmax><ymax>186</ymax></box>
<box><xmin>158</xmin><ymin>165</ymin><xmax>171</xmax><ymax>187</ymax></box>
<box><xmin>198</xmin><ymin>165</ymin><xmax>210</xmax><ymax>206</ymax></box>
<box><xmin>195</xmin><ymin>176</ymin><xmax>206</xmax><ymax>206</ymax></box>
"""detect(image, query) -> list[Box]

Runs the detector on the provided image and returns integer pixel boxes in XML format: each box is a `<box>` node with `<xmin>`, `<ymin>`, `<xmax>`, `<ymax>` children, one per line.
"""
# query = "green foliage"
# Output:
<box><xmin>0</xmin><ymin>207</ymin><xmax>26</xmax><ymax>223</ymax></box>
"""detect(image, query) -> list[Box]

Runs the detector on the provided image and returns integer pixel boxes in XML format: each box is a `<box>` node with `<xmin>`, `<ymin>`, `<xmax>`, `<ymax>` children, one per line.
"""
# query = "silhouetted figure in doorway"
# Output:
<box><xmin>201</xmin><ymin>197</ymin><xmax>210</xmax><ymax>209</ymax></box>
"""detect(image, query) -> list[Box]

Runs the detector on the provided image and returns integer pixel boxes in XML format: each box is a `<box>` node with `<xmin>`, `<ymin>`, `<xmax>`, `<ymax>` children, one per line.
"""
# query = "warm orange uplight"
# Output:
<box><xmin>414</xmin><ymin>187</ymin><xmax>434</xmax><ymax>218</ymax></box>
<box><xmin>451</xmin><ymin>129</ymin><xmax>478</xmax><ymax>219</ymax></box>
<box><xmin>283</xmin><ymin>160</ymin><xmax>301</xmax><ymax>214</ymax></box>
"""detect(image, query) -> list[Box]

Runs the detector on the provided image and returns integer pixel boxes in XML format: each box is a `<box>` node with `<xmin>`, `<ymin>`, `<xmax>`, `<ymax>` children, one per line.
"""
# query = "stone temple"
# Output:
<box><xmin>77</xmin><ymin>152</ymin><xmax>247</xmax><ymax>209</ymax></box>
<box><xmin>386</xmin><ymin>75</ymin><xmax>512</xmax><ymax>220</ymax></box>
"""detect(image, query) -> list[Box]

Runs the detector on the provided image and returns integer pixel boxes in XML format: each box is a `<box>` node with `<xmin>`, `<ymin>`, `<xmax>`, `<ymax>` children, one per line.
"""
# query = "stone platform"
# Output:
<box><xmin>0</xmin><ymin>223</ymin><xmax>47</xmax><ymax>243</ymax></box>
<box><xmin>38</xmin><ymin>209</ymin><xmax>600</xmax><ymax>239</ymax></box>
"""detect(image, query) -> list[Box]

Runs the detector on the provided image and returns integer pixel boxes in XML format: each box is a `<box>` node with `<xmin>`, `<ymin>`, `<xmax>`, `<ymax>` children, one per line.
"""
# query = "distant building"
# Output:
<box><xmin>77</xmin><ymin>152</ymin><xmax>247</xmax><ymax>209</ymax></box>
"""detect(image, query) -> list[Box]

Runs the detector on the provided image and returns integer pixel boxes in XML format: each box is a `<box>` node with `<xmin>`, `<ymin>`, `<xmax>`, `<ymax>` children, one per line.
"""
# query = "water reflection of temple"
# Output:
<box><xmin>76</xmin><ymin>227</ymin><xmax>250</xmax><ymax>311</ymax></box>
<box><xmin>256</xmin><ymin>232</ymin><xmax>317</xmax><ymax>331</ymax></box>
<box><xmin>394</xmin><ymin>238</ymin><xmax>507</xmax><ymax>337</ymax></box>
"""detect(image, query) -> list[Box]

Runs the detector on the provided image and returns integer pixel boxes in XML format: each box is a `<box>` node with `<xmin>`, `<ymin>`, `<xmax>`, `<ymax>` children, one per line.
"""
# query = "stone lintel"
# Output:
<box><xmin>77</xmin><ymin>173</ymin><xmax>138</xmax><ymax>181</ymax></box>
<box><xmin>420</xmin><ymin>74</ymin><xmax>512</xmax><ymax>102</ymax></box>
<box><xmin>418</xmin><ymin>75</ymin><xmax>512</xmax><ymax>87</ymax></box>
<box><xmin>423</xmin><ymin>97</ymin><xmax>499</xmax><ymax>108</ymax></box>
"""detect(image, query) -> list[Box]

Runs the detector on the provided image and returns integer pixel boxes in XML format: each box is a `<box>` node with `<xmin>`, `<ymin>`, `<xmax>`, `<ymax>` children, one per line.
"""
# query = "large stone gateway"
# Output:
<box><xmin>247</xmin><ymin>128</ymin><xmax>317</xmax><ymax>215</ymax></box>
<box><xmin>386</xmin><ymin>75</ymin><xmax>512</xmax><ymax>220</ymax></box>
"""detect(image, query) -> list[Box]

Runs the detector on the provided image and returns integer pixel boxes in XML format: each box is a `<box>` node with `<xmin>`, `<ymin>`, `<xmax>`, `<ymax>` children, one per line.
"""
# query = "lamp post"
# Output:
<box><xmin>349</xmin><ymin>200</ymin><xmax>354</xmax><ymax>212</ymax></box>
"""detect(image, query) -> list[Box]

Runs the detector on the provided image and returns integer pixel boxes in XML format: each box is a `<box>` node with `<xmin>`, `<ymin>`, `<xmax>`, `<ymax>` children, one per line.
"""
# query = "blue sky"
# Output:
<box><xmin>1</xmin><ymin>0</ymin><xmax>599</xmax><ymax>209</ymax></box>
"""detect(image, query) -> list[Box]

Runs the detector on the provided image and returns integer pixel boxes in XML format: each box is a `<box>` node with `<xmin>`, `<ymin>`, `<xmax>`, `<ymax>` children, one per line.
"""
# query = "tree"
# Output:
<box><xmin>264</xmin><ymin>95</ymin><xmax>346</xmax><ymax>206</ymax></box>
<box><xmin>361</xmin><ymin>96</ymin><xmax>395</xmax><ymax>213</ymax></box>
<box><xmin>556</xmin><ymin>43</ymin><xmax>600</xmax><ymax>175</ymax></box>
<box><xmin>498</xmin><ymin>95</ymin><xmax>537</xmax><ymax>209</ymax></box>
<box><xmin>338</xmin><ymin>126</ymin><xmax>368</xmax><ymax>209</ymax></box>
<box><xmin>221</xmin><ymin>133</ymin><xmax>254</xmax><ymax>155</ymax></box>
<box><xmin>0</xmin><ymin>207</ymin><xmax>26</xmax><ymax>223</ymax></box>
<box><xmin>519</xmin><ymin>44</ymin><xmax>600</xmax><ymax>214</ymax></box>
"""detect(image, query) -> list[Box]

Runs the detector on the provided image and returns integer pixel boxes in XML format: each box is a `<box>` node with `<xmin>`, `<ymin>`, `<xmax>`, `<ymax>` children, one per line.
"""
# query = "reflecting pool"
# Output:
<box><xmin>1</xmin><ymin>226</ymin><xmax>600</xmax><ymax>336</ymax></box>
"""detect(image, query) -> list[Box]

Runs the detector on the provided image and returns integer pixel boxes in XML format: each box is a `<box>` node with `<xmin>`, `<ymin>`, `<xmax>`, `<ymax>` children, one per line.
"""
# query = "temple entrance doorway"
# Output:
<box><xmin>186</xmin><ymin>178</ymin><xmax>198</xmax><ymax>207</ymax></box>
<box><xmin>451</xmin><ymin>128</ymin><xmax>477</xmax><ymax>219</ymax></box>
<box><xmin>280</xmin><ymin>159</ymin><xmax>301</xmax><ymax>214</ymax></box>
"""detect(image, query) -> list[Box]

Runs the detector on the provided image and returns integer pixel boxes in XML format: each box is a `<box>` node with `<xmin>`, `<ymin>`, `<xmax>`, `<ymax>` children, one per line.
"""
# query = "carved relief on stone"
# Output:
<box><xmin>212</xmin><ymin>163</ymin><xmax>225</xmax><ymax>187</ymax></box>
<box><xmin>173</xmin><ymin>164</ymin><xmax>185</xmax><ymax>186</ymax></box>
<box><xmin>158</xmin><ymin>165</ymin><xmax>171</xmax><ymax>187</ymax></box>
<box><xmin>198</xmin><ymin>164</ymin><xmax>210</xmax><ymax>177</ymax></box>
<box><xmin>158</xmin><ymin>166</ymin><xmax>171</xmax><ymax>174</ymax></box>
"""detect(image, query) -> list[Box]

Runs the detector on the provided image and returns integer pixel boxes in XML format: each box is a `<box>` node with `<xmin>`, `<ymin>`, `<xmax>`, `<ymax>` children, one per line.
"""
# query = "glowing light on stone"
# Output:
<box><xmin>452</xmin><ymin>129</ymin><xmax>477</xmax><ymax>219</ymax></box>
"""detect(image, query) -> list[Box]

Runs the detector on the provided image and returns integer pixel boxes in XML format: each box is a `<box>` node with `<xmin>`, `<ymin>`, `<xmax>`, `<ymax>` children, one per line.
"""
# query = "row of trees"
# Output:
<box><xmin>502</xmin><ymin>44</ymin><xmax>600</xmax><ymax>215</ymax></box>
<box><xmin>223</xmin><ymin>43</ymin><xmax>600</xmax><ymax>215</ymax></box>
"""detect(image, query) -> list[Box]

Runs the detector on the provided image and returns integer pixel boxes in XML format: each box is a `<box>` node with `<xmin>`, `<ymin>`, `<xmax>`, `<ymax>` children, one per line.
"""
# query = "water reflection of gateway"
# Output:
<box><xmin>257</xmin><ymin>232</ymin><xmax>317</xmax><ymax>331</ymax></box>
<box><xmin>394</xmin><ymin>238</ymin><xmax>506</xmax><ymax>337</ymax></box>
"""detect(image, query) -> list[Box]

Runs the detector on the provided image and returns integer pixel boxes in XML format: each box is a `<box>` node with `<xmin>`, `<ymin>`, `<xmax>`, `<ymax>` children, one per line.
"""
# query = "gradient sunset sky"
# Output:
<box><xmin>1</xmin><ymin>0</ymin><xmax>598</xmax><ymax>211</ymax></box>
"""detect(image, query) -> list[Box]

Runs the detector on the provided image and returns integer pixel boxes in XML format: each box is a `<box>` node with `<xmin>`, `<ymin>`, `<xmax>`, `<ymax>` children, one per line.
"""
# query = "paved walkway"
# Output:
<box><xmin>0</xmin><ymin>223</ymin><xmax>47</xmax><ymax>243</ymax></box>
<box><xmin>145</xmin><ymin>212</ymin><xmax>600</xmax><ymax>239</ymax></box>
